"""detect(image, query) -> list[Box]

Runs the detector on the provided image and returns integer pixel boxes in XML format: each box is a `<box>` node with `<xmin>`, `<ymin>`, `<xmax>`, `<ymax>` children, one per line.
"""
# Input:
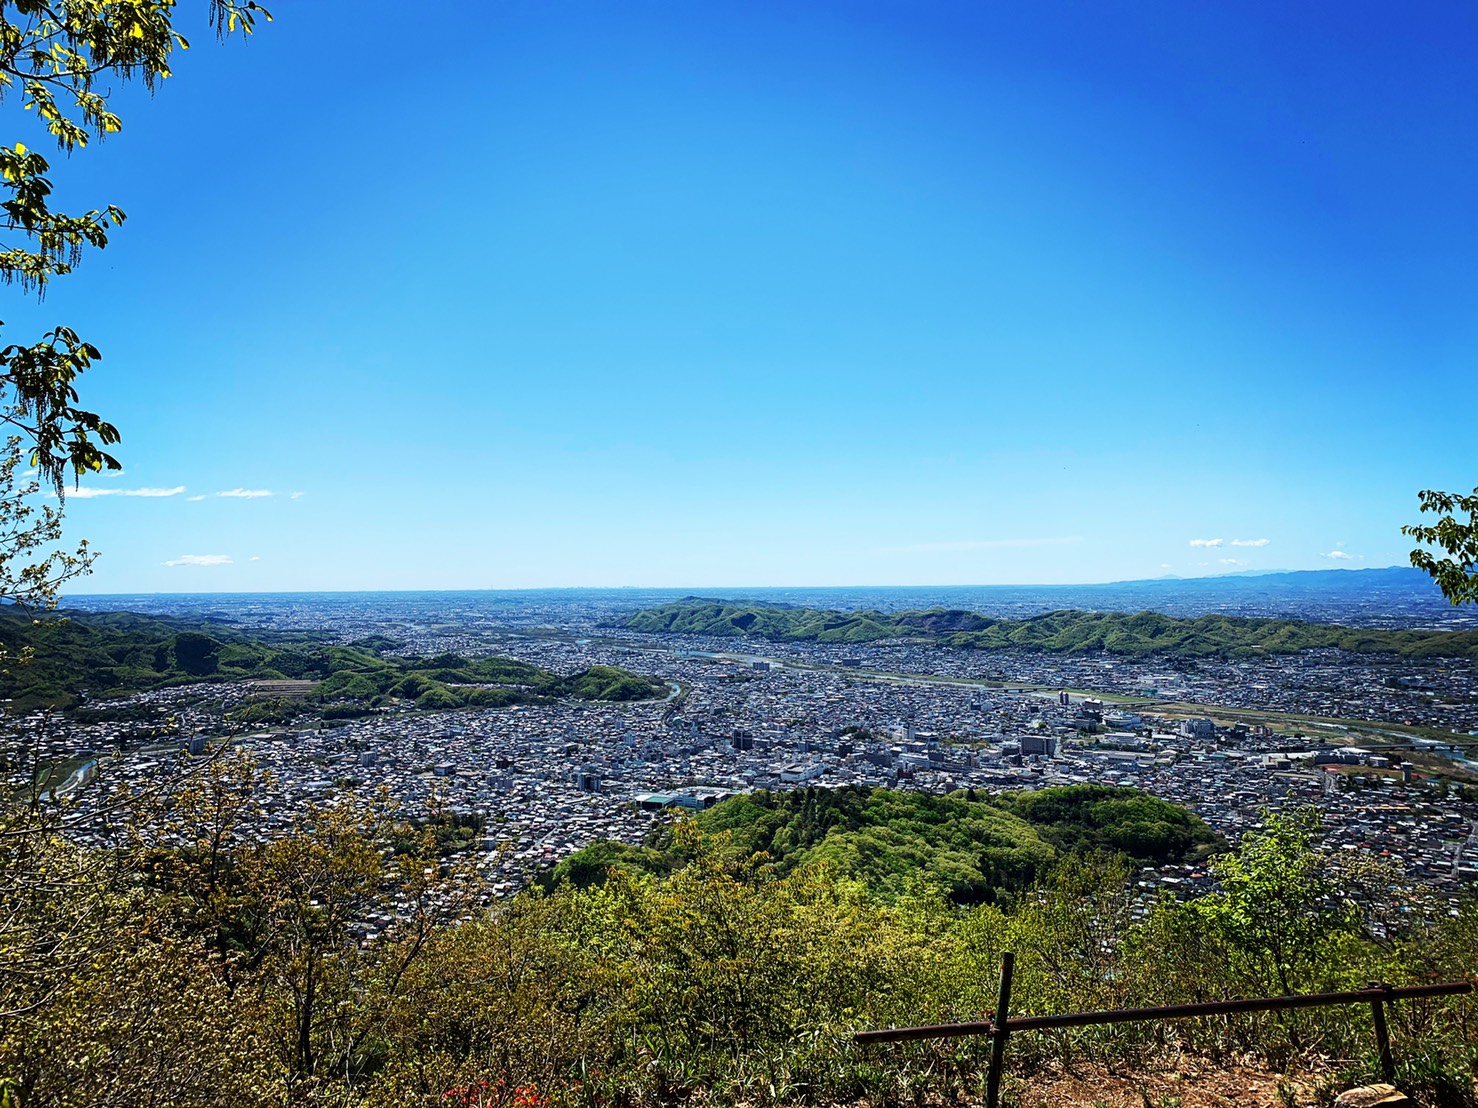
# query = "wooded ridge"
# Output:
<box><xmin>624</xmin><ymin>599</ymin><xmax>1478</xmax><ymax>659</ymax></box>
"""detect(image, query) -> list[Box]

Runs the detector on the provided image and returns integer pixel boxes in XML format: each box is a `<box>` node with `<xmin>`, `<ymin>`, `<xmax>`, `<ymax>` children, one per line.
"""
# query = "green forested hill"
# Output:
<box><xmin>551</xmin><ymin>665</ymin><xmax>671</xmax><ymax>702</ymax></box>
<box><xmin>989</xmin><ymin>784</ymin><xmax>1219</xmax><ymax>860</ymax></box>
<box><xmin>0</xmin><ymin>609</ymin><xmax>666</xmax><ymax>713</ymax></box>
<box><xmin>551</xmin><ymin>784</ymin><xmax>1218</xmax><ymax>903</ymax></box>
<box><xmin>623</xmin><ymin>599</ymin><xmax>1478</xmax><ymax>659</ymax></box>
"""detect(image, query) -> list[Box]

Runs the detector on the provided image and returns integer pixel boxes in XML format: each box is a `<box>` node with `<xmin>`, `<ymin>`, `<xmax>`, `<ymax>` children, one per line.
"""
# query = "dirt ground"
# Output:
<box><xmin>1009</xmin><ymin>1060</ymin><xmax>1342</xmax><ymax>1107</ymax></box>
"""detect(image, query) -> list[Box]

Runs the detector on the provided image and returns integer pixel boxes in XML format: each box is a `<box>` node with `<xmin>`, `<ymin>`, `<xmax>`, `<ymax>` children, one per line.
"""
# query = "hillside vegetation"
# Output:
<box><xmin>624</xmin><ymin>599</ymin><xmax>1478</xmax><ymax>659</ymax></box>
<box><xmin>551</xmin><ymin>785</ymin><xmax>1218</xmax><ymax>903</ymax></box>
<box><xmin>0</xmin><ymin>608</ymin><xmax>666</xmax><ymax>714</ymax></box>
<box><xmin>5</xmin><ymin>761</ymin><xmax>1474</xmax><ymax>1108</ymax></box>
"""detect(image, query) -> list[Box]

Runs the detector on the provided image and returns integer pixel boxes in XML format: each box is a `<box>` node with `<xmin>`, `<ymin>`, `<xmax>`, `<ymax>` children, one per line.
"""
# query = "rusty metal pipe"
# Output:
<box><xmin>854</xmin><ymin>980</ymin><xmax>1472</xmax><ymax>1044</ymax></box>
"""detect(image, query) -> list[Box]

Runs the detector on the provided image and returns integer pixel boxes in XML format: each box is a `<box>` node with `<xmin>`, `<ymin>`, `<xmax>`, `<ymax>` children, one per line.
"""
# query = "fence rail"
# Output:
<box><xmin>854</xmin><ymin>952</ymin><xmax>1473</xmax><ymax>1108</ymax></box>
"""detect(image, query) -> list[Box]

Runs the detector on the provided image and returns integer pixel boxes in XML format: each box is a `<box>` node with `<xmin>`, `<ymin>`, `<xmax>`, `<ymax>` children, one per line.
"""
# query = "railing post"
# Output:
<box><xmin>985</xmin><ymin>951</ymin><xmax>1015</xmax><ymax>1108</ymax></box>
<box><xmin>1370</xmin><ymin>983</ymin><xmax>1394</xmax><ymax>1082</ymax></box>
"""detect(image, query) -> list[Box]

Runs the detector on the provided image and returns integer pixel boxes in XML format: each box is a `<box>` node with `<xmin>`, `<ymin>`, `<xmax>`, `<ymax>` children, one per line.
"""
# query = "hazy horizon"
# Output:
<box><xmin>59</xmin><ymin>563</ymin><xmax>1418</xmax><ymax>598</ymax></box>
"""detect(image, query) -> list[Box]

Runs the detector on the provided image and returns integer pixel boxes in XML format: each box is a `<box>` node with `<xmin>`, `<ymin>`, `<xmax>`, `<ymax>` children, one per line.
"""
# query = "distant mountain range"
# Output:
<box><xmin>59</xmin><ymin>567</ymin><xmax>1470</xmax><ymax>634</ymax></box>
<box><xmin>622</xmin><ymin>594</ymin><xmax>1478</xmax><ymax>660</ymax></box>
<box><xmin>1124</xmin><ymin>566</ymin><xmax>1425</xmax><ymax>588</ymax></box>
<box><xmin>620</xmin><ymin>567</ymin><xmax>1469</xmax><ymax>631</ymax></box>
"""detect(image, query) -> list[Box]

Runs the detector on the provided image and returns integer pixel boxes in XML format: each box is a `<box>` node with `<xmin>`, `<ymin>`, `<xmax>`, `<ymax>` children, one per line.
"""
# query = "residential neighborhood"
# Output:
<box><xmin>11</xmin><ymin>591</ymin><xmax>1476</xmax><ymax>906</ymax></box>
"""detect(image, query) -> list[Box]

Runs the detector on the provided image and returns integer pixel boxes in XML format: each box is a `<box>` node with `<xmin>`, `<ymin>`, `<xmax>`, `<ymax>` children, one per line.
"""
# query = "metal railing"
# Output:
<box><xmin>855</xmin><ymin>952</ymin><xmax>1474</xmax><ymax>1108</ymax></box>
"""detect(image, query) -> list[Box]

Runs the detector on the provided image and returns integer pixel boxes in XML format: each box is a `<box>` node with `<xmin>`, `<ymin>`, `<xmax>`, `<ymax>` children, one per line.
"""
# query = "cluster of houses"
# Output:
<box><xmin>6</xmin><ymin>595</ymin><xmax>1474</xmax><ymax>911</ymax></box>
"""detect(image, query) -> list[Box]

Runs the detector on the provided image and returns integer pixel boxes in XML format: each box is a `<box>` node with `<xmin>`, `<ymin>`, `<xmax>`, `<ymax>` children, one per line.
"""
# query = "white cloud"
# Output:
<box><xmin>122</xmin><ymin>486</ymin><xmax>182</xmax><ymax>497</ymax></box>
<box><xmin>249</xmin><ymin>555</ymin><xmax>261</xmax><ymax>561</ymax></box>
<box><xmin>186</xmin><ymin>495</ymin><xmax>206</xmax><ymax>502</ymax></box>
<box><xmin>289</xmin><ymin>491</ymin><xmax>305</xmax><ymax>500</ymax></box>
<box><xmin>164</xmin><ymin>553</ymin><xmax>233</xmax><ymax>567</ymax></box>
<box><xmin>217</xmin><ymin>488</ymin><xmax>273</xmax><ymax>499</ymax></box>
<box><xmin>1218</xmin><ymin>558</ymin><xmax>1247</xmax><ymax>566</ymax></box>
<box><xmin>1230</xmin><ymin>538</ymin><xmax>1270</xmax><ymax>547</ymax></box>
<box><xmin>1189</xmin><ymin>538</ymin><xmax>1224</xmax><ymax>548</ymax></box>
<box><xmin>64</xmin><ymin>485</ymin><xmax>186</xmax><ymax>499</ymax></box>
<box><xmin>1322</xmin><ymin>550</ymin><xmax>1355</xmax><ymax>561</ymax></box>
<box><xmin>102</xmin><ymin>469</ymin><xmax>126</xmax><ymax>478</ymax></box>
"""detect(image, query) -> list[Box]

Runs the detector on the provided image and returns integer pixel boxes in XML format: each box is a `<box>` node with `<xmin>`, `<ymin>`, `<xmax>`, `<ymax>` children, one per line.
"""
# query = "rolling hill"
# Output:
<box><xmin>623</xmin><ymin>599</ymin><xmax>1478</xmax><ymax>659</ymax></box>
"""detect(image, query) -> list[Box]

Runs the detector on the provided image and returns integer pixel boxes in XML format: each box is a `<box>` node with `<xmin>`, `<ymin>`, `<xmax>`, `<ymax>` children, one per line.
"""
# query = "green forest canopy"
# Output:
<box><xmin>551</xmin><ymin>784</ymin><xmax>1220</xmax><ymax>904</ymax></box>
<box><xmin>0</xmin><ymin>608</ymin><xmax>667</xmax><ymax>714</ymax></box>
<box><xmin>8</xmin><ymin>764</ymin><xmax>1473</xmax><ymax>1108</ymax></box>
<box><xmin>623</xmin><ymin>599</ymin><xmax>1478</xmax><ymax>659</ymax></box>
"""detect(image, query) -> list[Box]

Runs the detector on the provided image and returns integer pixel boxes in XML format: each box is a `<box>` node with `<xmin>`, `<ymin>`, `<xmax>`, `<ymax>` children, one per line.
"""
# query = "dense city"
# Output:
<box><xmin>9</xmin><ymin>586</ymin><xmax>1475</xmax><ymax>912</ymax></box>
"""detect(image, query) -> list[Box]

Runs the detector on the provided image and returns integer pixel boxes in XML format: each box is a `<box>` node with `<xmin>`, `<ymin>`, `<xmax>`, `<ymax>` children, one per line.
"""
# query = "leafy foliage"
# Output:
<box><xmin>560</xmin><ymin>785</ymin><xmax>1218</xmax><ymax>905</ymax></box>
<box><xmin>990</xmin><ymin>783</ymin><xmax>1220</xmax><ymax>865</ymax></box>
<box><xmin>1191</xmin><ymin>808</ymin><xmax>1357</xmax><ymax>996</ymax></box>
<box><xmin>1404</xmin><ymin>486</ymin><xmax>1478</xmax><ymax>606</ymax></box>
<box><xmin>0</xmin><ymin>434</ymin><xmax>89</xmax><ymax>610</ymax></box>
<box><xmin>2</xmin><ymin>757</ymin><xmax>1476</xmax><ymax>1107</ymax></box>
<box><xmin>626</xmin><ymin>598</ymin><xmax>1478</xmax><ymax>659</ymax></box>
<box><xmin>0</xmin><ymin>1</ymin><xmax>268</xmax><ymax>501</ymax></box>
<box><xmin>545</xmin><ymin>838</ymin><xmax>679</xmax><ymax>890</ymax></box>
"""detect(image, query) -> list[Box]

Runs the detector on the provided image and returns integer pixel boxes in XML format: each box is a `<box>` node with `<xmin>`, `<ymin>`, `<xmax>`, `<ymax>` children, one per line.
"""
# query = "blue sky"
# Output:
<box><xmin>16</xmin><ymin>0</ymin><xmax>1475</xmax><ymax>592</ymax></box>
